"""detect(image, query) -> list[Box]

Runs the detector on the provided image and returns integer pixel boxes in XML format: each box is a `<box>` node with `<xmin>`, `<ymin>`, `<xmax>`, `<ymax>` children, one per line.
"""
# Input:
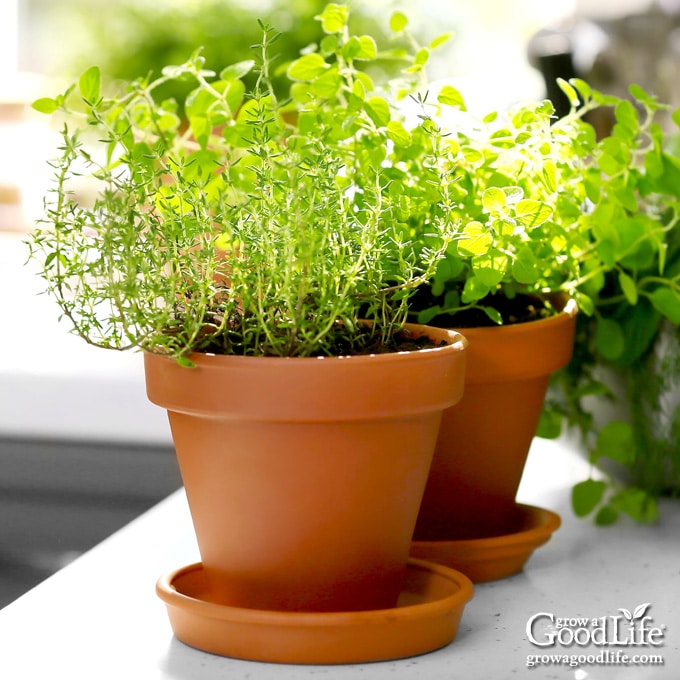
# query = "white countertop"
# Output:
<box><xmin>0</xmin><ymin>437</ymin><xmax>677</xmax><ymax>680</ymax></box>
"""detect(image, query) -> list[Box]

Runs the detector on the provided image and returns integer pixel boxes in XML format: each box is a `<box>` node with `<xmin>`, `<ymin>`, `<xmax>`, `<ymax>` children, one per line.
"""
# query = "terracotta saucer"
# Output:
<box><xmin>410</xmin><ymin>503</ymin><xmax>561</xmax><ymax>583</ymax></box>
<box><xmin>156</xmin><ymin>557</ymin><xmax>473</xmax><ymax>664</ymax></box>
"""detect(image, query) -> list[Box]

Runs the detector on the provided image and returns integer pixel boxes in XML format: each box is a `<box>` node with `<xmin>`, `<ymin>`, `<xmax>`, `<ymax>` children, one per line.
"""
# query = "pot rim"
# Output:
<box><xmin>146</xmin><ymin>322</ymin><xmax>467</xmax><ymax>365</ymax></box>
<box><xmin>449</xmin><ymin>297</ymin><xmax>577</xmax><ymax>339</ymax></box>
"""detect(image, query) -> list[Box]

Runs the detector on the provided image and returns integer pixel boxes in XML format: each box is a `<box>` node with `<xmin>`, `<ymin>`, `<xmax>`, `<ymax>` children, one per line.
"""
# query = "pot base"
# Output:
<box><xmin>410</xmin><ymin>503</ymin><xmax>560</xmax><ymax>583</ymax></box>
<box><xmin>156</xmin><ymin>558</ymin><xmax>473</xmax><ymax>664</ymax></box>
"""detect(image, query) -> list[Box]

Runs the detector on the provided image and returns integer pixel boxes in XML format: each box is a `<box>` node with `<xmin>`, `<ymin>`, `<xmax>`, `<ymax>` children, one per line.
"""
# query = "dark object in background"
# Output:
<box><xmin>527</xmin><ymin>28</ymin><xmax>578</xmax><ymax>119</ymax></box>
<box><xmin>528</xmin><ymin>5</ymin><xmax>680</xmax><ymax>133</ymax></box>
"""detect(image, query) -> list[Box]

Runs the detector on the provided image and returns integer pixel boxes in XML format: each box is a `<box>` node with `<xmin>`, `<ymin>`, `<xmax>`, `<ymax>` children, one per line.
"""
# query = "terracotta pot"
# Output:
<box><xmin>145</xmin><ymin>323</ymin><xmax>467</xmax><ymax>613</ymax></box>
<box><xmin>413</xmin><ymin>299</ymin><xmax>577</xmax><ymax>542</ymax></box>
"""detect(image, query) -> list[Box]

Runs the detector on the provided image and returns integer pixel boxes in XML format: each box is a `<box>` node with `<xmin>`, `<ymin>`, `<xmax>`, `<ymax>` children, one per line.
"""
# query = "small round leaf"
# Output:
<box><xmin>389</xmin><ymin>11</ymin><xmax>408</xmax><ymax>32</ymax></box>
<box><xmin>287</xmin><ymin>54</ymin><xmax>329</xmax><ymax>82</ymax></box>
<box><xmin>595</xmin><ymin>317</ymin><xmax>625</xmax><ymax>361</ymax></box>
<box><xmin>458</xmin><ymin>221</ymin><xmax>492</xmax><ymax>257</ymax></box>
<box><xmin>572</xmin><ymin>479</ymin><xmax>606</xmax><ymax>517</ymax></box>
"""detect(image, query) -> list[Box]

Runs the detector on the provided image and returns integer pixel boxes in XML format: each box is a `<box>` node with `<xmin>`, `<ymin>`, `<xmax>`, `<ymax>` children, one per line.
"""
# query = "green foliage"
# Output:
<box><xmin>29</xmin><ymin>6</ymin><xmax>456</xmax><ymax>360</ymax></box>
<box><xmin>49</xmin><ymin>0</ymin><xmax>384</xmax><ymax>112</ymax></box>
<box><xmin>392</xmin><ymin>73</ymin><xmax>680</xmax><ymax>524</ymax></box>
<box><xmin>405</xmin><ymin>82</ymin><xmax>680</xmax><ymax>332</ymax></box>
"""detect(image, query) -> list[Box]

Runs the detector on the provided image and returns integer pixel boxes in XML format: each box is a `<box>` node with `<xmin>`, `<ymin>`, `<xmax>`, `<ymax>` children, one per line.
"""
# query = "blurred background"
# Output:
<box><xmin>1</xmin><ymin>0</ymin><xmax>679</xmax><ymax>606</ymax></box>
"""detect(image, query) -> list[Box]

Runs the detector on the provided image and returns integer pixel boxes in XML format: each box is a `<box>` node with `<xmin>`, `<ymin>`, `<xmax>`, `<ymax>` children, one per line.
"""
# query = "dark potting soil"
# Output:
<box><xmin>410</xmin><ymin>288</ymin><xmax>556</xmax><ymax>329</ymax></box>
<box><xmin>196</xmin><ymin>318</ymin><xmax>446</xmax><ymax>357</ymax></box>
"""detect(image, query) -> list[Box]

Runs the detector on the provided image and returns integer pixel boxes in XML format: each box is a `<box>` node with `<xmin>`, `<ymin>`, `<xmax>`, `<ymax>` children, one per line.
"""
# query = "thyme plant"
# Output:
<box><xmin>30</xmin><ymin>5</ymin><xmax>455</xmax><ymax>359</ymax></box>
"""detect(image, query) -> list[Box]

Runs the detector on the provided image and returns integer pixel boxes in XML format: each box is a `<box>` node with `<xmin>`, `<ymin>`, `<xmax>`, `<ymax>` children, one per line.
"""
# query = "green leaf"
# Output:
<box><xmin>628</xmin><ymin>83</ymin><xmax>655</xmax><ymax>106</ymax></box>
<box><xmin>618</xmin><ymin>271</ymin><xmax>638</xmax><ymax>305</ymax></box>
<box><xmin>599</xmin><ymin>152</ymin><xmax>623</xmax><ymax>176</ymax></box>
<box><xmin>364</xmin><ymin>96</ymin><xmax>391</xmax><ymax>127</ymax></box>
<box><xmin>595</xmin><ymin>318</ymin><xmax>625</xmax><ymax>361</ymax></box>
<box><xmin>297</xmin><ymin>110</ymin><xmax>317</xmax><ymax>135</ymax></box>
<box><xmin>461</xmin><ymin>146</ymin><xmax>484</xmax><ymax>165</ymax></box>
<box><xmin>614</xmin><ymin>185</ymin><xmax>637</xmax><ymax>213</ymax></box>
<box><xmin>186</xmin><ymin>87</ymin><xmax>216</xmax><ymax>118</ymax></box>
<box><xmin>443</xmin><ymin>289</ymin><xmax>460</xmax><ymax>310</ymax></box>
<box><xmin>437</xmin><ymin>84</ymin><xmax>466</xmax><ymax>110</ymax></box>
<box><xmin>472</xmin><ymin>248</ymin><xmax>508</xmax><ymax>287</ymax></box>
<box><xmin>572</xmin><ymin>479</ymin><xmax>606</xmax><ymax>517</ymax></box>
<box><xmin>615</xmin><ymin>99</ymin><xmax>639</xmax><ymax>132</ymax></box>
<box><xmin>536</xmin><ymin>408</ymin><xmax>563</xmax><ymax>439</ymax></box>
<box><xmin>495</xmin><ymin>218</ymin><xmax>516</xmax><ymax>237</ymax></box>
<box><xmin>189</xmin><ymin>115</ymin><xmax>211</xmax><ymax>149</ymax></box>
<box><xmin>386</xmin><ymin>120</ymin><xmax>412</xmax><ymax>147</ymax></box>
<box><xmin>287</xmin><ymin>53</ymin><xmax>329</xmax><ymax>81</ymax></box>
<box><xmin>503</xmin><ymin>186</ymin><xmax>524</xmax><ymax>203</ymax></box>
<box><xmin>615</xmin><ymin>297</ymin><xmax>661</xmax><ymax>366</ymax></box>
<box><xmin>557</xmin><ymin>77</ymin><xmax>580</xmax><ymax>107</ymax></box>
<box><xmin>417</xmin><ymin>306</ymin><xmax>442</xmax><ymax>324</ymax></box>
<box><xmin>573</xmin><ymin>290</ymin><xmax>594</xmax><ymax>316</ymax></box>
<box><xmin>541</xmin><ymin>160</ymin><xmax>557</xmax><ymax>192</ymax></box>
<box><xmin>186</xmin><ymin>80</ymin><xmax>243</xmax><ymax>122</ymax></box>
<box><xmin>482</xmin><ymin>187</ymin><xmax>506</xmax><ymax>212</ymax></box>
<box><xmin>481</xmin><ymin>306</ymin><xmax>503</xmax><ymax>324</ymax></box>
<box><xmin>594</xmin><ymin>420</ymin><xmax>634</xmax><ymax>466</ymax></box>
<box><xmin>458</xmin><ymin>220</ymin><xmax>492</xmax><ymax>256</ymax></box>
<box><xmin>222</xmin><ymin>80</ymin><xmax>246</xmax><ymax>117</ymax></box>
<box><xmin>390</xmin><ymin>11</ymin><xmax>408</xmax><ymax>32</ymax></box>
<box><xmin>594</xmin><ymin>505</ymin><xmax>619</xmax><ymax>526</ymax></box>
<box><xmin>430</xmin><ymin>33</ymin><xmax>453</xmax><ymax>49</ymax></box>
<box><xmin>78</xmin><ymin>66</ymin><xmax>101</xmax><ymax>102</ymax></box>
<box><xmin>461</xmin><ymin>275</ymin><xmax>492</xmax><ymax>303</ymax></box>
<box><xmin>320</xmin><ymin>34</ymin><xmax>339</xmax><ymax>56</ymax></box>
<box><xmin>673</xmin><ymin>106</ymin><xmax>680</xmax><ymax>129</ymax></box>
<box><xmin>175</xmin><ymin>355</ymin><xmax>196</xmax><ymax>368</ymax></box>
<box><xmin>220</xmin><ymin>60</ymin><xmax>255</xmax><ymax>80</ymax></box>
<box><xmin>649</xmin><ymin>287</ymin><xmax>680</xmax><ymax>324</ymax></box>
<box><xmin>315</xmin><ymin>3</ymin><xmax>348</xmax><ymax>33</ymax></box>
<box><xmin>290</xmin><ymin>82</ymin><xmax>312</xmax><ymax>104</ymax></box>
<box><xmin>354</xmin><ymin>71</ymin><xmax>374</xmax><ymax>93</ymax></box>
<box><xmin>571</xmin><ymin>78</ymin><xmax>592</xmax><ymax>101</ymax></box>
<box><xmin>596</xmin><ymin>239</ymin><xmax>616</xmax><ymax>268</ymax></box>
<box><xmin>351</xmin><ymin>78</ymin><xmax>366</xmax><ymax>101</ymax></box>
<box><xmin>515</xmin><ymin>199</ymin><xmax>552</xmax><ymax>228</ymax></box>
<box><xmin>611</xmin><ymin>488</ymin><xmax>659</xmax><ymax>524</ymax></box>
<box><xmin>512</xmin><ymin>246</ymin><xmax>539</xmax><ymax>284</ymax></box>
<box><xmin>32</xmin><ymin>97</ymin><xmax>58</xmax><ymax>114</ymax></box>
<box><xmin>342</xmin><ymin>36</ymin><xmax>362</xmax><ymax>60</ymax></box>
<box><xmin>355</xmin><ymin>36</ymin><xmax>378</xmax><ymax>61</ymax></box>
<box><xmin>311</xmin><ymin>68</ymin><xmax>343</xmax><ymax>98</ymax></box>
<box><xmin>414</xmin><ymin>48</ymin><xmax>430</xmax><ymax>67</ymax></box>
<box><xmin>613</xmin><ymin>217</ymin><xmax>647</xmax><ymax>266</ymax></box>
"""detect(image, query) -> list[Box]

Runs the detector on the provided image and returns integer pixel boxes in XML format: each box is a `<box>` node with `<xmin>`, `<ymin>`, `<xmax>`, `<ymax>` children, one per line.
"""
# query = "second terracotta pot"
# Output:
<box><xmin>145</xmin><ymin>324</ymin><xmax>467</xmax><ymax>613</ymax></box>
<box><xmin>413</xmin><ymin>300</ymin><xmax>577</xmax><ymax>542</ymax></box>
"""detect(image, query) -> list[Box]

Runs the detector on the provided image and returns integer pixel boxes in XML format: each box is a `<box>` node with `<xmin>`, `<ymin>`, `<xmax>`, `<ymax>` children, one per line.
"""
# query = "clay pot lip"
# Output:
<box><xmin>451</xmin><ymin>297</ymin><xmax>578</xmax><ymax>340</ymax></box>
<box><xmin>149</xmin><ymin>323</ymin><xmax>467</xmax><ymax>367</ymax></box>
<box><xmin>144</xmin><ymin>322</ymin><xmax>467</xmax><ymax>420</ymax></box>
<box><xmin>443</xmin><ymin>297</ymin><xmax>577</xmax><ymax>382</ymax></box>
<box><xmin>157</xmin><ymin>557</ymin><xmax>474</xmax><ymax>626</ymax></box>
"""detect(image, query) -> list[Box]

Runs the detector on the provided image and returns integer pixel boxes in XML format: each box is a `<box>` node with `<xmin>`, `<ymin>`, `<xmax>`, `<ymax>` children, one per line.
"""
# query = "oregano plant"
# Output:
<box><xmin>404</xmin><ymin>75</ymin><xmax>680</xmax><ymax>524</ymax></box>
<box><xmin>29</xmin><ymin>4</ymin><xmax>456</xmax><ymax>359</ymax></box>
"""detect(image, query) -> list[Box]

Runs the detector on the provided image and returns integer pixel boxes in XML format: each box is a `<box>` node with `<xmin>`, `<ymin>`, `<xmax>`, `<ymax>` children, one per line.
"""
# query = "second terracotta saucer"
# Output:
<box><xmin>410</xmin><ymin>503</ymin><xmax>560</xmax><ymax>583</ymax></box>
